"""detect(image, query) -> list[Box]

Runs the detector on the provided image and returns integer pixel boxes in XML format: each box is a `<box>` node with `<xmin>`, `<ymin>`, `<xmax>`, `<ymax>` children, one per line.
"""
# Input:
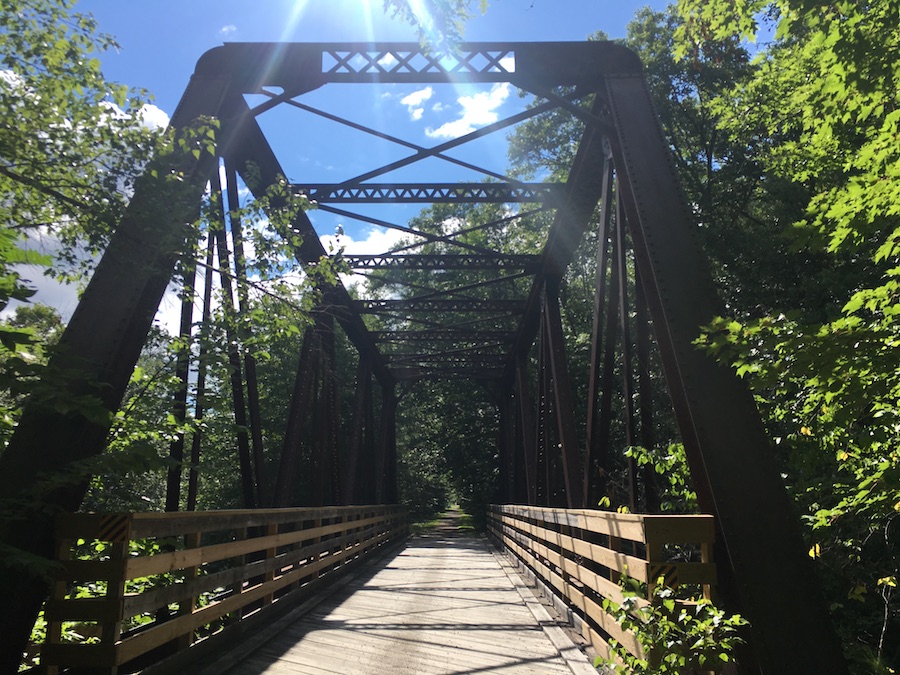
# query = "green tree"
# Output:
<box><xmin>676</xmin><ymin>1</ymin><xmax>900</xmax><ymax>668</ymax></box>
<box><xmin>0</xmin><ymin>304</ymin><xmax>64</xmax><ymax>447</ymax></box>
<box><xmin>0</xmin><ymin>0</ymin><xmax>161</xmax><ymax>281</ymax></box>
<box><xmin>0</xmin><ymin>2</ymin><xmax>200</xmax><ymax>668</ymax></box>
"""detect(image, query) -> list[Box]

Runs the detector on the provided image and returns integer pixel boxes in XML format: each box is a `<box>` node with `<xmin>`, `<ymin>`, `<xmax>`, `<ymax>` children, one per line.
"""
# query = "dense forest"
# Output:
<box><xmin>1</xmin><ymin>0</ymin><xmax>898</xmax><ymax>671</ymax></box>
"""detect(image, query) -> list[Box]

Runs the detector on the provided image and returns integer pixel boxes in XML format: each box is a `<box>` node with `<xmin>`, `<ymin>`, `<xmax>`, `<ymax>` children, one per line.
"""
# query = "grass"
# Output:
<box><xmin>408</xmin><ymin>505</ymin><xmax>477</xmax><ymax>535</ymax></box>
<box><xmin>409</xmin><ymin>514</ymin><xmax>444</xmax><ymax>536</ymax></box>
<box><xmin>456</xmin><ymin>512</ymin><xmax>475</xmax><ymax>531</ymax></box>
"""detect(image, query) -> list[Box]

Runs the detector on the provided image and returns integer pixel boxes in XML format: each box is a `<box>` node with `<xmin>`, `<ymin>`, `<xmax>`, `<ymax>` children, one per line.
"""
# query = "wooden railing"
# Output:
<box><xmin>40</xmin><ymin>505</ymin><xmax>407</xmax><ymax>673</ymax></box>
<box><xmin>488</xmin><ymin>504</ymin><xmax>716</xmax><ymax>662</ymax></box>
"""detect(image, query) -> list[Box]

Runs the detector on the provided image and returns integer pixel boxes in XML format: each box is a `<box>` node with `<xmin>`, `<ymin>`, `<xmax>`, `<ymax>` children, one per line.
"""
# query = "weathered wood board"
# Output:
<box><xmin>223</xmin><ymin>527</ymin><xmax>587</xmax><ymax>674</ymax></box>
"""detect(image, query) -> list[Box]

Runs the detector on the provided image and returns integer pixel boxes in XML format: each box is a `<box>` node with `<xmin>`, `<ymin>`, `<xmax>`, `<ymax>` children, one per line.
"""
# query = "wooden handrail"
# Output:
<box><xmin>487</xmin><ymin>504</ymin><xmax>716</xmax><ymax>663</ymax></box>
<box><xmin>40</xmin><ymin>505</ymin><xmax>407</xmax><ymax>673</ymax></box>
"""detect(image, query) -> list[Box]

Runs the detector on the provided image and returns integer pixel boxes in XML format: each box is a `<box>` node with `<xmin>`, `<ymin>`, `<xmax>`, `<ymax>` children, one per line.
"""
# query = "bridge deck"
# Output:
<box><xmin>208</xmin><ymin>513</ymin><xmax>594</xmax><ymax>675</ymax></box>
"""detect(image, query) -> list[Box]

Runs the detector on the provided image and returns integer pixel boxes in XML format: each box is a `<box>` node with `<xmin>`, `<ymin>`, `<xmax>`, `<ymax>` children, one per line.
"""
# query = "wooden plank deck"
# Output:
<box><xmin>213</xmin><ymin>513</ymin><xmax>595</xmax><ymax>674</ymax></box>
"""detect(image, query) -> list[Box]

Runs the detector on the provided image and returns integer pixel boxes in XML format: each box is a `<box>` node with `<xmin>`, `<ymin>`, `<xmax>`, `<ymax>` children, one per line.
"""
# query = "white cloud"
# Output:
<box><xmin>320</xmin><ymin>227</ymin><xmax>410</xmax><ymax>291</ymax></box>
<box><xmin>0</xmin><ymin>69</ymin><xmax>23</xmax><ymax>88</ymax></box>
<box><xmin>400</xmin><ymin>86</ymin><xmax>433</xmax><ymax>121</ymax></box>
<box><xmin>219</xmin><ymin>24</ymin><xmax>237</xmax><ymax>37</ymax></box>
<box><xmin>322</xmin><ymin>227</ymin><xmax>409</xmax><ymax>257</ymax></box>
<box><xmin>441</xmin><ymin>217</ymin><xmax>464</xmax><ymax>235</ymax></box>
<box><xmin>138</xmin><ymin>103</ymin><xmax>170</xmax><ymax>131</ymax></box>
<box><xmin>400</xmin><ymin>87</ymin><xmax>434</xmax><ymax>108</ymax></box>
<box><xmin>426</xmin><ymin>83</ymin><xmax>511</xmax><ymax>140</ymax></box>
<box><xmin>378</xmin><ymin>53</ymin><xmax>398</xmax><ymax>69</ymax></box>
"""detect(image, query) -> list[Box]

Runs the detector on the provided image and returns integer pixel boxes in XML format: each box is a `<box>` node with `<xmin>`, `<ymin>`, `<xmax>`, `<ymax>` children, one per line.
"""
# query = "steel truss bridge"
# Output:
<box><xmin>0</xmin><ymin>42</ymin><xmax>845</xmax><ymax>674</ymax></box>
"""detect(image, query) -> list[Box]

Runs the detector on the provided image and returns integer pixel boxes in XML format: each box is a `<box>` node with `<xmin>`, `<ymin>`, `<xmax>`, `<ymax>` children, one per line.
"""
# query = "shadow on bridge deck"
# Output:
<box><xmin>199</xmin><ymin>511</ymin><xmax>594</xmax><ymax>675</ymax></box>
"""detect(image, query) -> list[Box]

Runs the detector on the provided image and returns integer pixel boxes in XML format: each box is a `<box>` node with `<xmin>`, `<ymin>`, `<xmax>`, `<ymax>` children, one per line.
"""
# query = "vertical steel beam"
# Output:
<box><xmin>344</xmin><ymin>358</ymin><xmax>371</xmax><ymax>504</ymax></box>
<box><xmin>310</xmin><ymin>346</ymin><xmax>327</xmax><ymax>507</ymax></box>
<box><xmin>503</xmin><ymin>390</ymin><xmax>517</xmax><ymax>503</ymax></box>
<box><xmin>543</xmin><ymin>278</ymin><xmax>585</xmax><ymax>509</ymax></box>
<box><xmin>496</xmin><ymin>389</ymin><xmax>515</xmax><ymax>504</ymax></box>
<box><xmin>515</xmin><ymin>357</ymin><xmax>538</xmax><ymax>505</ymax></box>
<box><xmin>614</xmin><ymin>198</ymin><xmax>638</xmax><ymax>512</ymax></box>
<box><xmin>635</xmin><ymin>266</ymin><xmax>660</xmax><ymax>512</ymax></box>
<box><xmin>376</xmin><ymin>383</ymin><xmax>398</xmax><ymax>504</ymax></box>
<box><xmin>592</xmin><ymin>211</ymin><xmax>622</xmax><ymax>507</ymax></box>
<box><xmin>583</xmin><ymin>159</ymin><xmax>614</xmax><ymax>506</ymax></box>
<box><xmin>362</xmin><ymin>378</ymin><xmax>376</xmax><ymax>504</ymax></box>
<box><xmin>187</xmin><ymin>232</ymin><xmax>216</xmax><ymax>512</ymax></box>
<box><xmin>165</xmin><ymin>256</ymin><xmax>197</xmax><ymax>512</ymax></box>
<box><xmin>535</xmin><ymin>321</ymin><xmax>550</xmax><ymax>506</ymax></box>
<box><xmin>319</xmin><ymin>313</ymin><xmax>342</xmax><ymax>506</ymax></box>
<box><xmin>225</xmin><ymin>164</ymin><xmax>269</xmax><ymax>507</ymax></box>
<box><xmin>512</xmin><ymin>402</ymin><xmax>528</xmax><ymax>505</ymax></box>
<box><xmin>212</xmin><ymin>185</ymin><xmax>256</xmax><ymax>510</ymax></box>
<box><xmin>605</xmin><ymin>73</ymin><xmax>845</xmax><ymax>672</ymax></box>
<box><xmin>273</xmin><ymin>328</ymin><xmax>315</xmax><ymax>507</ymax></box>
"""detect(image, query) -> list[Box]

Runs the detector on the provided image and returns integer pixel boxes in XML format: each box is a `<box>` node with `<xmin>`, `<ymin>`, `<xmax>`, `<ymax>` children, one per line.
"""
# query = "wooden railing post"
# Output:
<box><xmin>230</xmin><ymin>526</ymin><xmax>248</xmax><ymax>623</ymax></box>
<box><xmin>102</xmin><ymin>539</ymin><xmax>128</xmax><ymax>674</ymax></box>
<box><xmin>312</xmin><ymin>517</ymin><xmax>323</xmax><ymax>580</ymax></box>
<box><xmin>43</xmin><ymin>537</ymin><xmax>70</xmax><ymax>675</ymax></box>
<box><xmin>263</xmin><ymin>523</ymin><xmax>277</xmax><ymax>606</ymax></box>
<box><xmin>176</xmin><ymin>531</ymin><xmax>201</xmax><ymax>651</ymax></box>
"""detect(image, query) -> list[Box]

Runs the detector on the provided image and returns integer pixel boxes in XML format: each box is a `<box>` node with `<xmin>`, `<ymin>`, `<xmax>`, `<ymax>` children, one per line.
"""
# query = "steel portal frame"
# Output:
<box><xmin>0</xmin><ymin>41</ymin><xmax>846</xmax><ymax>673</ymax></box>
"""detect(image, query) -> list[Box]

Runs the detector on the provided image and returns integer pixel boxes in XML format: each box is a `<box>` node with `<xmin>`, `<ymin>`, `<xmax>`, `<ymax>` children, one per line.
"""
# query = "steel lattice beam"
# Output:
<box><xmin>296</xmin><ymin>183</ymin><xmax>562</xmax><ymax>204</ymax></box>
<box><xmin>372</xmin><ymin>330</ymin><xmax>516</xmax><ymax>343</ymax></box>
<box><xmin>345</xmin><ymin>254</ymin><xmax>540</xmax><ymax>271</ymax></box>
<box><xmin>355</xmin><ymin>299</ymin><xmax>526</xmax><ymax>313</ymax></box>
<box><xmin>386</xmin><ymin>353</ymin><xmax>508</xmax><ymax>364</ymax></box>
<box><xmin>390</xmin><ymin>366</ymin><xmax>506</xmax><ymax>381</ymax></box>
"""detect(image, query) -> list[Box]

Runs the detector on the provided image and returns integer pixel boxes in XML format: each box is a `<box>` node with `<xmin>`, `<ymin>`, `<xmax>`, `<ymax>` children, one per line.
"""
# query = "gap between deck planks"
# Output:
<box><xmin>202</xmin><ymin>509</ymin><xmax>596</xmax><ymax>675</ymax></box>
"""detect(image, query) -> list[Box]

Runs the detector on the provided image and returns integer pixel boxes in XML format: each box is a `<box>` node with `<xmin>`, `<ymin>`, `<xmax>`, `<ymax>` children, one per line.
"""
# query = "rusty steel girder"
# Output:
<box><xmin>295</xmin><ymin>182</ymin><xmax>562</xmax><ymax>204</ymax></box>
<box><xmin>345</xmin><ymin>254</ymin><xmax>541</xmax><ymax>271</ymax></box>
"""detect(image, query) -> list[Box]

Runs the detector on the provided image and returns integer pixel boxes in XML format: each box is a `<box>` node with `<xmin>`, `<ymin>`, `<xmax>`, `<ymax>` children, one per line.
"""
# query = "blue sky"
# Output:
<box><xmin>77</xmin><ymin>1</ymin><xmax>669</xmax><ymax>117</ymax></box>
<box><xmin>27</xmin><ymin>1</ymin><xmax>671</xmax><ymax>326</ymax></box>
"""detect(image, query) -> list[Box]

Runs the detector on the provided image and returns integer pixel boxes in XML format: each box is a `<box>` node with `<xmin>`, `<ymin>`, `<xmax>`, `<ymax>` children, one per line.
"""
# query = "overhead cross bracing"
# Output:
<box><xmin>234</xmin><ymin>44</ymin><xmax>623</xmax><ymax>385</ymax></box>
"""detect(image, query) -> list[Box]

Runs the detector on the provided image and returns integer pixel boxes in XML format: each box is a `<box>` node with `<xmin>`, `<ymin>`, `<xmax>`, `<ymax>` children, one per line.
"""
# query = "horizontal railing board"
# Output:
<box><xmin>497</xmin><ymin>513</ymin><xmax>646</xmax><ymax>581</ymax></box>
<box><xmin>495</xmin><ymin>505</ymin><xmax>647</xmax><ymax>542</ymax></box>
<box><xmin>493</xmin><ymin>520</ymin><xmax>644</xmax><ymax>610</ymax></box>
<box><xmin>642</xmin><ymin>515</ymin><xmax>716</xmax><ymax>557</ymax></box>
<box><xmin>116</xmin><ymin>530</ymin><xmax>392</xmax><ymax>665</ymax></box>
<box><xmin>42</xmin><ymin>506</ymin><xmax>407</xmax><ymax>672</ymax></box>
<box><xmin>488</xmin><ymin>504</ymin><xmax>715</xmax><ymax>666</ymax></box>
<box><xmin>122</xmin><ymin>514</ymin><xmax>392</xmax><ymax>580</ymax></box>
<box><xmin>57</xmin><ymin>558</ymin><xmax>125</xmax><ymax>582</ymax></box>
<box><xmin>41</xmin><ymin>643</ymin><xmax>119</xmax><ymax>668</ymax></box>
<box><xmin>44</xmin><ymin>597</ymin><xmax>120</xmax><ymax>623</ymax></box>
<box><xmin>497</xmin><ymin>515</ymin><xmax>716</xmax><ymax>589</ymax></box>
<box><xmin>491</xmin><ymin>522</ymin><xmax>642</xmax><ymax>656</ymax></box>
<box><xmin>54</xmin><ymin>505</ymin><xmax>396</xmax><ymax>540</ymax></box>
<box><xmin>120</xmin><ymin>523</ymin><xmax>385</xmax><ymax>619</ymax></box>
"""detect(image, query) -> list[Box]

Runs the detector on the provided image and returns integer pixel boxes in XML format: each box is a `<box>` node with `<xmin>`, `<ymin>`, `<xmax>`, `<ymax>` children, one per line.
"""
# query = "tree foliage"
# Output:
<box><xmin>597</xmin><ymin>576</ymin><xmax>747</xmax><ymax>674</ymax></box>
<box><xmin>676</xmin><ymin>0</ymin><xmax>900</xmax><ymax>668</ymax></box>
<box><xmin>0</xmin><ymin>1</ymin><xmax>165</xmax><ymax>460</ymax></box>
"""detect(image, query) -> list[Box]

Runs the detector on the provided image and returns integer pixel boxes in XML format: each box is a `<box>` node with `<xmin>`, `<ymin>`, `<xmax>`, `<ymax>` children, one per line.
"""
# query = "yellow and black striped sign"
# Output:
<box><xmin>649</xmin><ymin>564</ymin><xmax>679</xmax><ymax>588</ymax></box>
<box><xmin>97</xmin><ymin>515</ymin><xmax>131</xmax><ymax>542</ymax></box>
